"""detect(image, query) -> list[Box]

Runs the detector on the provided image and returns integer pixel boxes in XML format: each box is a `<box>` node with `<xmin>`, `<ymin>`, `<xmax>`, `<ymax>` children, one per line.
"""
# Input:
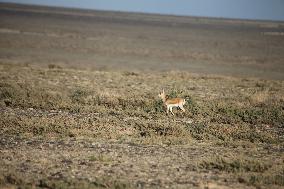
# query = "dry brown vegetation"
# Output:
<box><xmin>0</xmin><ymin>3</ymin><xmax>284</xmax><ymax>189</ymax></box>
<box><xmin>1</xmin><ymin>63</ymin><xmax>283</xmax><ymax>189</ymax></box>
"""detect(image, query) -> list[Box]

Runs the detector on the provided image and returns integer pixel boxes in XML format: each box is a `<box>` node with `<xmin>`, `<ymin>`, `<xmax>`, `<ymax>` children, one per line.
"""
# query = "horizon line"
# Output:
<box><xmin>1</xmin><ymin>1</ymin><xmax>284</xmax><ymax>23</ymax></box>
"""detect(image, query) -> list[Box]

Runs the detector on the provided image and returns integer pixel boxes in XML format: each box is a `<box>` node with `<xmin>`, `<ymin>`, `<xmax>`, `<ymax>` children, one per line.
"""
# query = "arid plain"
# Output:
<box><xmin>0</xmin><ymin>3</ymin><xmax>284</xmax><ymax>189</ymax></box>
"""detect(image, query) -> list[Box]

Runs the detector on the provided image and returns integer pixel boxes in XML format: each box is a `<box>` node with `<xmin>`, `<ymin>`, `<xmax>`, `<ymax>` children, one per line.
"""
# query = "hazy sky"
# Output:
<box><xmin>1</xmin><ymin>0</ymin><xmax>284</xmax><ymax>21</ymax></box>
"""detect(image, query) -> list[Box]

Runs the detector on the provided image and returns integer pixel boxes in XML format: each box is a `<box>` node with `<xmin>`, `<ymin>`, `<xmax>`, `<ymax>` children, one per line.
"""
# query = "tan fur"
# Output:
<box><xmin>158</xmin><ymin>90</ymin><xmax>186</xmax><ymax>115</ymax></box>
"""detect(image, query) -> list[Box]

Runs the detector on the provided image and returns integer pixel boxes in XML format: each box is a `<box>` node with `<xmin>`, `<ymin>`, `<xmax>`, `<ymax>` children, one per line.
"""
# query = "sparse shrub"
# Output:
<box><xmin>26</xmin><ymin>88</ymin><xmax>67</xmax><ymax>109</ymax></box>
<box><xmin>237</xmin><ymin>168</ymin><xmax>284</xmax><ymax>187</ymax></box>
<box><xmin>151</xmin><ymin>99</ymin><xmax>164</xmax><ymax>113</ymax></box>
<box><xmin>199</xmin><ymin>156</ymin><xmax>271</xmax><ymax>173</ymax></box>
<box><xmin>38</xmin><ymin>177</ymin><xmax>127</xmax><ymax>189</ymax></box>
<box><xmin>48</xmin><ymin>64</ymin><xmax>62</xmax><ymax>69</ymax></box>
<box><xmin>249</xmin><ymin>174</ymin><xmax>284</xmax><ymax>186</ymax></box>
<box><xmin>132</xmin><ymin>118</ymin><xmax>192</xmax><ymax>144</ymax></box>
<box><xmin>2</xmin><ymin>173</ymin><xmax>23</xmax><ymax>185</ymax></box>
<box><xmin>185</xmin><ymin>122</ymin><xmax>207</xmax><ymax>140</ymax></box>
<box><xmin>153</xmin><ymin>125</ymin><xmax>180</xmax><ymax>136</ymax></box>
<box><xmin>0</xmin><ymin>82</ymin><xmax>26</xmax><ymax>107</ymax></box>
<box><xmin>123</xmin><ymin>71</ymin><xmax>139</xmax><ymax>76</ymax></box>
<box><xmin>69</xmin><ymin>104</ymin><xmax>82</xmax><ymax>113</ymax></box>
<box><xmin>167</xmin><ymin>88</ymin><xmax>184</xmax><ymax>99</ymax></box>
<box><xmin>211</xmin><ymin>101</ymin><xmax>284</xmax><ymax>126</ymax></box>
<box><xmin>232</xmin><ymin>128</ymin><xmax>276</xmax><ymax>143</ymax></box>
<box><xmin>184</xmin><ymin>122</ymin><xmax>277</xmax><ymax>143</ymax></box>
<box><xmin>184</xmin><ymin>96</ymin><xmax>199</xmax><ymax>115</ymax></box>
<box><xmin>92</xmin><ymin>95</ymin><xmax>105</xmax><ymax>106</ymax></box>
<box><xmin>255</xmin><ymin>82</ymin><xmax>266</xmax><ymax>89</ymax></box>
<box><xmin>249</xmin><ymin>90</ymin><xmax>269</xmax><ymax>105</ymax></box>
<box><xmin>0</xmin><ymin>81</ymin><xmax>70</xmax><ymax>110</ymax></box>
<box><xmin>70</xmin><ymin>88</ymin><xmax>89</xmax><ymax>104</ymax></box>
<box><xmin>117</xmin><ymin>97</ymin><xmax>128</xmax><ymax>109</ymax></box>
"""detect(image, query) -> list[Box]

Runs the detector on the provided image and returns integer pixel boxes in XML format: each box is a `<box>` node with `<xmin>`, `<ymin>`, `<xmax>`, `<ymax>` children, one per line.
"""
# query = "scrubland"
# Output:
<box><xmin>1</xmin><ymin>63</ymin><xmax>283</xmax><ymax>188</ymax></box>
<box><xmin>0</xmin><ymin>3</ymin><xmax>284</xmax><ymax>189</ymax></box>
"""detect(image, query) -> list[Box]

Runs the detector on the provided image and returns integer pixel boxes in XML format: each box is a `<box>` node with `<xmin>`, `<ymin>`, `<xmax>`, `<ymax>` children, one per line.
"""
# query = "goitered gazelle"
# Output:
<box><xmin>158</xmin><ymin>89</ymin><xmax>186</xmax><ymax>115</ymax></box>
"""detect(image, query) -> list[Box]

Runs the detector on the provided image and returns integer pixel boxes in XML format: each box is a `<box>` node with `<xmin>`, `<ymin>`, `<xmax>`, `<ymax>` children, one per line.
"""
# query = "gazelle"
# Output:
<box><xmin>158</xmin><ymin>89</ymin><xmax>186</xmax><ymax>115</ymax></box>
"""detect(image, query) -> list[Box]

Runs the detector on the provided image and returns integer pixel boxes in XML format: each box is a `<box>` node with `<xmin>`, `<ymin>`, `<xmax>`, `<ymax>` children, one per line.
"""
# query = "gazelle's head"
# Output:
<box><xmin>158</xmin><ymin>89</ymin><xmax>166</xmax><ymax>100</ymax></box>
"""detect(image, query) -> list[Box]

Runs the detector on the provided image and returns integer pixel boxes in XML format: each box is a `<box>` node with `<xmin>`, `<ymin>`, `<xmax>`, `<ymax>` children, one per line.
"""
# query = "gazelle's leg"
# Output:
<box><xmin>180</xmin><ymin>105</ymin><xmax>186</xmax><ymax>112</ymax></box>
<box><xmin>170</xmin><ymin>107</ymin><xmax>174</xmax><ymax>116</ymax></box>
<box><xmin>166</xmin><ymin>106</ymin><xmax>169</xmax><ymax>114</ymax></box>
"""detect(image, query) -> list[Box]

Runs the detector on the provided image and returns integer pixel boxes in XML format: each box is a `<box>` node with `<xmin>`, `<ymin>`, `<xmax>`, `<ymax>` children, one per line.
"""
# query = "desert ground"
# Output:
<box><xmin>0</xmin><ymin>3</ymin><xmax>284</xmax><ymax>189</ymax></box>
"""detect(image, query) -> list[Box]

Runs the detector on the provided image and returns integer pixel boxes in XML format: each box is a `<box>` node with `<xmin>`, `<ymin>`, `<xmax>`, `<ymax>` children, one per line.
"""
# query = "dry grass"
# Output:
<box><xmin>0</xmin><ymin>63</ymin><xmax>283</xmax><ymax>188</ymax></box>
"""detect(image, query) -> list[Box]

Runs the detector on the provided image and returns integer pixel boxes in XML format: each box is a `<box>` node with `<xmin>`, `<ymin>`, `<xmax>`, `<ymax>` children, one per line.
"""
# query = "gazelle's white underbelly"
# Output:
<box><xmin>167</xmin><ymin>104</ymin><xmax>180</xmax><ymax>108</ymax></box>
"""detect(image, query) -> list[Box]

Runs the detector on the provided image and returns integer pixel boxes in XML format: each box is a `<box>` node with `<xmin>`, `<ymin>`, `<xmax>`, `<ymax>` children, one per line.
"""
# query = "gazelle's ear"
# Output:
<box><xmin>162</xmin><ymin>89</ymin><xmax>165</xmax><ymax>94</ymax></box>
